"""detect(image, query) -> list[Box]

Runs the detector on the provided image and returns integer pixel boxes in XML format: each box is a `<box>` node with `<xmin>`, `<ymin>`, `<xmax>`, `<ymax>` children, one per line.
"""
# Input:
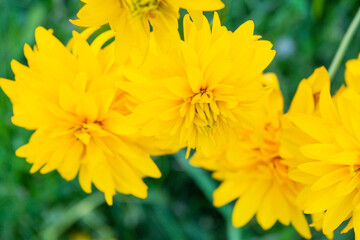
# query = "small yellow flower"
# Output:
<box><xmin>191</xmin><ymin>74</ymin><xmax>311</xmax><ymax>239</ymax></box>
<box><xmin>122</xmin><ymin>13</ymin><xmax>276</xmax><ymax>157</ymax></box>
<box><xmin>285</xmin><ymin>64</ymin><xmax>360</xmax><ymax>238</ymax></box>
<box><xmin>71</xmin><ymin>0</ymin><xmax>224</xmax><ymax>62</ymax></box>
<box><xmin>0</xmin><ymin>27</ymin><xmax>161</xmax><ymax>205</ymax></box>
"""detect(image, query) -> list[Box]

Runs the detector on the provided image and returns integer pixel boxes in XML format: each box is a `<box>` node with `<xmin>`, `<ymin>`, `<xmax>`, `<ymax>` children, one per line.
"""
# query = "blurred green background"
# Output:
<box><xmin>0</xmin><ymin>0</ymin><xmax>359</xmax><ymax>239</ymax></box>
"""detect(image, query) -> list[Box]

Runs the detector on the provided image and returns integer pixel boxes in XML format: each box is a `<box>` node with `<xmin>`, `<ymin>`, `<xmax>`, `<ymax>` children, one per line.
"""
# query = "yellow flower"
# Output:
<box><xmin>0</xmin><ymin>27</ymin><xmax>162</xmax><ymax>205</ymax></box>
<box><xmin>191</xmin><ymin>74</ymin><xmax>311</xmax><ymax>239</ymax></box>
<box><xmin>71</xmin><ymin>0</ymin><xmax>225</xmax><ymax>62</ymax></box>
<box><xmin>285</xmin><ymin>66</ymin><xmax>360</xmax><ymax>238</ymax></box>
<box><xmin>122</xmin><ymin>13</ymin><xmax>276</xmax><ymax>157</ymax></box>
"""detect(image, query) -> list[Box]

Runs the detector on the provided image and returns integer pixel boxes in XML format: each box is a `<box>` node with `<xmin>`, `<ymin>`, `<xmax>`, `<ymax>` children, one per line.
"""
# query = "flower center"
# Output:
<box><xmin>188</xmin><ymin>88</ymin><xmax>220</xmax><ymax>135</ymax></box>
<box><xmin>122</xmin><ymin>0</ymin><xmax>160</xmax><ymax>18</ymax></box>
<box><xmin>74</xmin><ymin>121</ymin><xmax>103</xmax><ymax>146</ymax></box>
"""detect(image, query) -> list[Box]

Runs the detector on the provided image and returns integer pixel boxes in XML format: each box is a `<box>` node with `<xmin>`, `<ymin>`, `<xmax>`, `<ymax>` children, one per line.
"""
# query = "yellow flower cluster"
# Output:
<box><xmin>192</xmin><ymin>69</ymin><xmax>329</xmax><ymax>239</ymax></box>
<box><xmin>1</xmin><ymin>0</ymin><xmax>360</xmax><ymax>239</ymax></box>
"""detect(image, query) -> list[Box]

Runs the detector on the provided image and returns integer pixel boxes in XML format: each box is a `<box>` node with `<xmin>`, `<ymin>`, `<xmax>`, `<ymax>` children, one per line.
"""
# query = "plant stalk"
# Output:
<box><xmin>328</xmin><ymin>7</ymin><xmax>360</xmax><ymax>80</ymax></box>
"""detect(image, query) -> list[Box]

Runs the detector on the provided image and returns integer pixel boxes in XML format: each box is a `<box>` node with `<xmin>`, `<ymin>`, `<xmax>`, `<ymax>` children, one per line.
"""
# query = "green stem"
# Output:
<box><xmin>328</xmin><ymin>7</ymin><xmax>360</xmax><ymax>81</ymax></box>
<box><xmin>175</xmin><ymin>152</ymin><xmax>242</xmax><ymax>240</ymax></box>
<box><xmin>227</xmin><ymin>220</ymin><xmax>242</xmax><ymax>240</ymax></box>
<box><xmin>41</xmin><ymin>192</ymin><xmax>105</xmax><ymax>240</ymax></box>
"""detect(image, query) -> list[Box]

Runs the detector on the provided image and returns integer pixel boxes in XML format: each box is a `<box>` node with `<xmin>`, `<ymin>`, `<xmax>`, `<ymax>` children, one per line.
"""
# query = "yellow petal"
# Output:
<box><xmin>102</xmin><ymin>111</ymin><xmax>138</xmax><ymax>136</ymax></box>
<box><xmin>213</xmin><ymin>180</ymin><xmax>249</xmax><ymax>207</ymax></box>
<box><xmin>232</xmin><ymin>180</ymin><xmax>270</xmax><ymax>227</ymax></box>
<box><xmin>323</xmin><ymin>193</ymin><xmax>354</xmax><ymax>235</ymax></box>
<box><xmin>126</xmin><ymin>153</ymin><xmax>161</xmax><ymax>179</ymax></box>
<box><xmin>58</xmin><ymin>141</ymin><xmax>84</xmax><ymax>181</ymax></box>
<box><xmin>287</xmin><ymin>114</ymin><xmax>333</xmax><ymax>143</ymax></box>
<box><xmin>79</xmin><ymin>165</ymin><xmax>92</xmax><ymax>193</ymax></box>
<box><xmin>300</xmin><ymin>143</ymin><xmax>341</xmax><ymax>160</ymax></box>
<box><xmin>298</xmin><ymin>162</ymin><xmax>343</xmax><ymax>177</ymax></box>
<box><xmin>341</xmin><ymin>218</ymin><xmax>353</xmax><ymax>234</ymax></box>
<box><xmin>352</xmin><ymin>210</ymin><xmax>360</xmax><ymax>240</ymax></box>
<box><xmin>186</xmin><ymin>65</ymin><xmax>204</xmax><ymax>93</ymax></box>
<box><xmin>319</xmin><ymin>86</ymin><xmax>340</xmax><ymax>125</ymax></box>
<box><xmin>256</xmin><ymin>189</ymin><xmax>278</xmax><ymax>230</ymax></box>
<box><xmin>187</xmin><ymin>10</ymin><xmax>204</xmax><ymax>29</ymax></box>
<box><xmin>311</xmin><ymin>167</ymin><xmax>349</xmax><ymax>191</ymax></box>
<box><xmin>289</xmin><ymin>207</ymin><xmax>311</xmax><ymax>239</ymax></box>
<box><xmin>175</xmin><ymin>0</ymin><xmax>224</xmax><ymax>11</ymax></box>
<box><xmin>75</xmin><ymin>93</ymin><xmax>99</xmax><ymax>123</ymax></box>
<box><xmin>35</xmin><ymin>27</ymin><xmax>74</xmax><ymax>65</ymax></box>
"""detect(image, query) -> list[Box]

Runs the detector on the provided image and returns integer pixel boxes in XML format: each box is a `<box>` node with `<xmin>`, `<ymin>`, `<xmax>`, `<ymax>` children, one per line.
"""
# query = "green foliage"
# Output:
<box><xmin>0</xmin><ymin>0</ymin><xmax>359</xmax><ymax>239</ymax></box>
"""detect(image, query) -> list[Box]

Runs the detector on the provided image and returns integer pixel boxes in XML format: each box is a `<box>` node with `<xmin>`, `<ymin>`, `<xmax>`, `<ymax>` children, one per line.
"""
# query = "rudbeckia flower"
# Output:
<box><xmin>0</xmin><ymin>27</ymin><xmax>162</xmax><ymax>205</ymax></box>
<box><xmin>71</xmin><ymin>0</ymin><xmax>225</xmax><ymax>62</ymax></box>
<box><xmin>122</xmin><ymin>13</ymin><xmax>276</xmax><ymax>157</ymax></box>
<box><xmin>191</xmin><ymin>74</ymin><xmax>311</xmax><ymax>239</ymax></box>
<box><xmin>285</xmin><ymin>64</ymin><xmax>360</xmax><ymax>238</ymax></box>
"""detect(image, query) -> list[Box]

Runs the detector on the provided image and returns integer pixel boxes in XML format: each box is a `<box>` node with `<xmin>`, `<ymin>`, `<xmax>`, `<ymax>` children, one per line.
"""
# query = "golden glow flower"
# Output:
<box><xmin>191</xmin><ymin>74</ymin><xmax>311</xmax><ymax>239</ymax></box>
<box><xmin>71</xmin><ymin>0</ymin><xmax>225</xmax><ymax>62</ymax></box>
<box><xmin>285</xmin><ymin>64</ymin><xmax>360</xmax><ymax>238</ymax></box>
<box><xmin>122</xmin><ymin>13</ymin><xmax>276</xmax><ymax>157</ymax></box>
<box><xmin>0</xmin><ymin>27</ymin><xmax>162</xmax><ymax>205</ymax></box>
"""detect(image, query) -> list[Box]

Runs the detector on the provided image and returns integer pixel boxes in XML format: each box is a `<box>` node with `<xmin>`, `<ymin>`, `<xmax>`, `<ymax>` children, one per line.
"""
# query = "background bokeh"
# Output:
<box><xmin>0</xmin><ymin>0</ymin><xmax>359</xmax><ymax>239</ymax></box>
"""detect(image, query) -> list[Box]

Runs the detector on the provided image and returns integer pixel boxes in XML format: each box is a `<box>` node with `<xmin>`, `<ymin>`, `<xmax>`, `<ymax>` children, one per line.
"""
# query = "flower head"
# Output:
<box><xmin>122</xmin><ymin>13</ymin><xmax>276</xmax><ymax>157</ymax></box>
<box><xmin>0</xmin><ymin>27</ymin><xmax>162</xmax><ymax>205</ymax></box>
<box><xmin>191</xmin><ymin>74</ymin><xmax>311</xmax><ymax>239</ymax></box>
<box><xmin>71</xmin><ymin>0</ymin><xmax>225</xmax><ymax>62</ymax></box>
<box><xmin>284</xmin><ymin>63</ymin><xmax>360</xmax><ymax>238</ymax></box>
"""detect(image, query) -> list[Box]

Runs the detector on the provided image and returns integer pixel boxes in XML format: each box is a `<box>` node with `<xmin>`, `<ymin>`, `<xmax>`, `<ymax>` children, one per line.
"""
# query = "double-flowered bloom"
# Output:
<box><xmin>0</xmin><ymin>27</ymin><xmax>162</xmax><ymax>205</ymax></box>
<box><xmin>283</xmin><ymin>55</ymin><xmax>360</xmax><ymax>239</ymax></box>
<box><xmin>122</xmin><ymin>13</ymin><xmax>276</xmax><ymax>157</ymax></box>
